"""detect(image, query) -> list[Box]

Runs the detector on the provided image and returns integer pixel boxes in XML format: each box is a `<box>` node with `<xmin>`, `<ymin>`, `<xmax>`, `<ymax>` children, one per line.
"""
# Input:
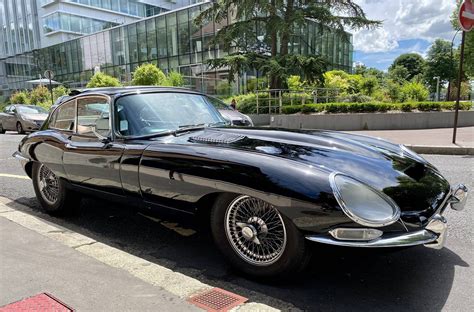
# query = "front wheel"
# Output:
<box><xmin>16</xmin><ymin>122</ymin><xmax>24</xmax><ymax>134</ymax></box>
<box><xmin>32</xmin><ymin>162</ymin><xmax>81</xmax><ymax>215</ymax></box>
<box><xmin>210</xmin><ymin>194</ymin><xmax>310</xmax><ymax>278</ymax></box>
<box><xmin>0</xmin><ymin>123</ymin><xmax>5</xmax><ymax>134</ymax></box>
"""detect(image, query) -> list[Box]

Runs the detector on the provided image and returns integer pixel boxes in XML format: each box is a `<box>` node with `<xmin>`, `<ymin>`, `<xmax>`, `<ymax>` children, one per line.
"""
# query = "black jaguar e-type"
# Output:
<box><xmin>13</xmin><ymin>87</ymin><xmax>468</xmax><ymax>278</ymax></box>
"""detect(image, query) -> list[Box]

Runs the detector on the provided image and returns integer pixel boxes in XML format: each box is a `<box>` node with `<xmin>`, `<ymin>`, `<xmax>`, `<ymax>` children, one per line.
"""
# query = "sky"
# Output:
<box><xmin>352</xmin><ymin>0</ymin><xmax>459</xmax><ymax>71</ymax></box>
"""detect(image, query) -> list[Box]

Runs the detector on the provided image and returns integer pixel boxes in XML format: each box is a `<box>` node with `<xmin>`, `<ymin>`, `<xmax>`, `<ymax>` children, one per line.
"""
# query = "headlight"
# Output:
<box><xmin>243</xmin><ymin>115</ymin><xmax>254</xmax><ymax>126</ymax></box>
<box><xmin>329</xmin><ymin>173</ymin><xmax>401</xmax><ymax>227</ymax></box>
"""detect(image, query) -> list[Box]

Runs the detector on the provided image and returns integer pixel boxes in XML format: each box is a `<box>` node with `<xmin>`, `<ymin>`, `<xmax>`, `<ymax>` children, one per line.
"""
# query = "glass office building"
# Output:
<box><xmin>0</xmin><ymin>2</ymin><xmax>353</xmax><ymax>98</ymax></box>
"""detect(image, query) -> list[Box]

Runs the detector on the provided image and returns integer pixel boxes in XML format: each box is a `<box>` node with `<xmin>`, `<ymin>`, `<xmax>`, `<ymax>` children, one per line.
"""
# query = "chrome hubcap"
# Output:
<box><xmin>225</xmin><ymin>195</ymin><xmax>287</xmax><ymax>266</ymax></box>
<box><xmin>38</xmin><ymin>164</ymin><xmax>59</xmax><ymax>205</ymax></box>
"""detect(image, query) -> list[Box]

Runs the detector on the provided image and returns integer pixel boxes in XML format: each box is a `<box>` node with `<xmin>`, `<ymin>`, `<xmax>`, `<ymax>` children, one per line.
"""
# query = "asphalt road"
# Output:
<box><xmin>1</xmin><ymin>133</ymin><xmax>473</xmax><ymax>311</ymax></box>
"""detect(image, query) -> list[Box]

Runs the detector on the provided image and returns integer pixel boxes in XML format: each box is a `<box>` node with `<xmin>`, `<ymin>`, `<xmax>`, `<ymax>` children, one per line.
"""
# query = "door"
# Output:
<box><xmin>63</xmin><ymin>96</ymin><xmax>125</xmax><ymax>195</ymax></box>
<box><xmin>2</xmin><ymin>106</ymin><xmax>17</xmax><ymax>130</ymax></box>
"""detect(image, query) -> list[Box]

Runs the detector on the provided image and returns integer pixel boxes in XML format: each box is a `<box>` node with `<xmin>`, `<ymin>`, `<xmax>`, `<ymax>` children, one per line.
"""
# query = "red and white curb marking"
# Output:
<box><xmin>0</xmin><ymin>197</ymin><xmax>284</xmax><ymax>311</ymax></box>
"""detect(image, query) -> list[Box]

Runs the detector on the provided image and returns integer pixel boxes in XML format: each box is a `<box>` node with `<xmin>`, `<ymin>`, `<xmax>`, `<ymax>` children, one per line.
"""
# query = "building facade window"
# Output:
<box><xmin>2</xmin><ymin>3</ymin><xmax>353</xmax><ymax>97</ymax></box>
<box><xmin>43</xmin><ymin>12</ymin><xmax>120</xmax><ymax>34</ymax></box>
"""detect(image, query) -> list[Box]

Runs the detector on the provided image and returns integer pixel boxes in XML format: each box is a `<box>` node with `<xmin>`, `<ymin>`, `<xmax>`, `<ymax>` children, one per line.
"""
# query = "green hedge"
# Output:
<box><xmin>280</xmin><ymin>102</ymin><xmax>472</xmax><ymax>115</ymax></box>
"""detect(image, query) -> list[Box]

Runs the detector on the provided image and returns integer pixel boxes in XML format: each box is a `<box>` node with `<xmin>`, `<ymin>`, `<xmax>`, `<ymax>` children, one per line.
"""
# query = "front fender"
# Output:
<box><xmin>139</xmin><ymin>143</ymin><xmax>350</xmax><ymax>232</ymax></box>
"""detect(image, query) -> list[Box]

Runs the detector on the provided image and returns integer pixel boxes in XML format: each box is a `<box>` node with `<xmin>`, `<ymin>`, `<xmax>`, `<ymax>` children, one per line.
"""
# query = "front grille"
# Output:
<box><xmin>232</xmin><ymin>119</ymin><xmax>250</xmax><ymax>126</ymax></box>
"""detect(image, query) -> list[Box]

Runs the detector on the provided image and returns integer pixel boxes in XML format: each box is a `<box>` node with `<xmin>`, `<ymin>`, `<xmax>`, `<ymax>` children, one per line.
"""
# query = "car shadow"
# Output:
<box><xmin>7</xmin><ymin>196</ymin><xmax>469</xmax><ymax>311</ymax></box>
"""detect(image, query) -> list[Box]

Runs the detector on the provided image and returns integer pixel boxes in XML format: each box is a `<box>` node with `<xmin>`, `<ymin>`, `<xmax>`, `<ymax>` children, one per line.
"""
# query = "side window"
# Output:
<box><xmin>51</xmin><ymin>101</ymin><xmax>76</xmax><ymax>130</ymax></box>
<box><xmin>3</xmin><ymin>106</ymin><xmax>10</xmax><ymax>113</ymax></box>
<box><xmin>77</xmin><ymin>97</ymin><xmax>110</xmax><ymax>138</ymax></box>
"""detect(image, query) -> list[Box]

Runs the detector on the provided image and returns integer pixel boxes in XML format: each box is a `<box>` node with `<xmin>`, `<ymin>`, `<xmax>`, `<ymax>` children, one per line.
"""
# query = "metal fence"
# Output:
<box><xmin>255</xmin><ymin>88</ymin><xmax>340</xmax><ymax>114</ymax></box>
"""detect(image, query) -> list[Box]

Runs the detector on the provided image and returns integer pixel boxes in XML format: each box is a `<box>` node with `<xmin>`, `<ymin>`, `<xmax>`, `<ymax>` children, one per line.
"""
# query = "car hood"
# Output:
<box><xmin>21</xmin><ymin>113</ymin><xmax>48</xmax><ymax>121</ymax></box>
<box><xmin>164</xmin><ymin>127</ymin><xmax>450</xmax><ymax>219</ymax></box>
<box><xmin>218</xmin><ymin>109</ymin><xmax>245</xmax><ymax>121</ymax></box>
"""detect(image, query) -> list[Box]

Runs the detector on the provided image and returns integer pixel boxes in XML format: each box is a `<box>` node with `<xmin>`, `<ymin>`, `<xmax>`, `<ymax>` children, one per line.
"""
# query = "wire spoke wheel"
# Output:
<box><xmin>37</xmin><ymin>164</ymin><xmax>59</xmax><ymax>205</ymax></box>
<box><xmin>225</xmin><ymin>195</ymin><xmax>287</xmax><ymax>266</ymax></box>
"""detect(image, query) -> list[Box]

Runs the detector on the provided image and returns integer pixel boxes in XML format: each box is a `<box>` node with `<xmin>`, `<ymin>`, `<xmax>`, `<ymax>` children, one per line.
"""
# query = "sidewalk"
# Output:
<box><xmin>346</xmin><ymin>127</ymin><xmax>474</xmax><ymax>155</ymax></box>
<box><xmin>0</xmin><ymin>216</ymin><xmax>198</xmax><ymax>311</ymax></box>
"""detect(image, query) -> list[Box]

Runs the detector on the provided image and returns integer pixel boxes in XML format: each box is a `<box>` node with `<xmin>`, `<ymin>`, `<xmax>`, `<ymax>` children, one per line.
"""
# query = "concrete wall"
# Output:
<box><xmin>248</xmin><ymin>114</ymin><xmax>271</xmax><ymax>126</ymax></box>
<box><xmin>269</xmin><ymin>111</ymin><xmax>474</xmax><ymax>130</ymax></box>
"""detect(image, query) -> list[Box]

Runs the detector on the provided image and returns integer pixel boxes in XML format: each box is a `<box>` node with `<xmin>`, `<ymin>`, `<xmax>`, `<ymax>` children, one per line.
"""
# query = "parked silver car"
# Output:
<box><xmin>208</xmin><ymin>97</ymin><xmax>254</xmax><ymax>126</ymax></box>
<box><xmin>0</xmin><ymin>104</ymin><xmax>49</xmax><ymax>134</ymax></box>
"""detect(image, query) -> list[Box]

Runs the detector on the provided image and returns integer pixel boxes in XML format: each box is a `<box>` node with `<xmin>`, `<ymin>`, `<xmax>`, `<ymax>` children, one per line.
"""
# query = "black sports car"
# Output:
<box><xmin>13</xmin><ymin>86</ymin><xmax>468</xmax><ymax>278</ymax></box>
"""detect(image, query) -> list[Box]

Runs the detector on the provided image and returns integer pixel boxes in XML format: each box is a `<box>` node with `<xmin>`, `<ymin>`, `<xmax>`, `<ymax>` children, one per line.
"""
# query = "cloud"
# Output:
<box><xmin>352</xmin><ymin>0</ymin><xmax>457</xmax><ymax>53</ymax></box>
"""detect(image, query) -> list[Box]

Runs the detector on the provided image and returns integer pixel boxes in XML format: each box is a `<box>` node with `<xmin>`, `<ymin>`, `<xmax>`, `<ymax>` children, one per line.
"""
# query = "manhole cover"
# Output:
<box><xmin>188</xmin><ymin>288</ymin><xmax>247</xmax><ymax>312</ymax></box>
<box><xmin>0</xmin><ymin>293</ymin><xmax>73</xmax><ymax>312</ymax></box>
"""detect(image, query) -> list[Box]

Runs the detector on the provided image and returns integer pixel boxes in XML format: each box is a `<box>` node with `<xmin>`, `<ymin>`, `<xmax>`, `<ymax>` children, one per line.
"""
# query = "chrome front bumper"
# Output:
<box><xmin>306</xmin><ymin>184</ymin><xmax>468</xmax><ymax>250</ymax></box>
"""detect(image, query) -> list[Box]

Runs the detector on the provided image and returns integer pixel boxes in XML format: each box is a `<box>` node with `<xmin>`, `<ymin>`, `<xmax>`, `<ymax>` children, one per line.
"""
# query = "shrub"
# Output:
<box><xmin>29</xmin><ymin>85</ymin><xmax>51</xmax><ymax>108</ymax></box>
<box><xmin>399</xmin><ymin>81</ymin><xmax>429</xmax><ymax>102</ymax></box>
<box><xmin>338</xmin><ymin>94</ymin><xmax>373</xmax><ymax>103</ymax></box>
<box><xmin>400</xmin><ymin>103</ymin><xmax>414</xmax><ymax>112</ymax></box>
<box><xmin>301</xmin><ymin>105</ymin><xmax>316</xmax><ymax>114</ymax></box>
<box><xmin>166</xmin><ymin>71</ymin><xmax>185</xmax><ymax>87</ymax></box>
<box><xmin>52</xmin><ymin>85</ymin><xmax>70</xmax><ymax>101</ymax></box>
<box><xmin>131</xmin><ymin>63</ymin><xmax>166</xmax><ymax>86</ymax></box>
<box><xmin>9</xmin><ymin>90</ymin><xmax>30</xmax><ymax>104</ymax></box>
<box><xmin>287</xmin><ymin>75</ymin><xmax>304</xmax><ymax>91</ymax></box>
<box><xmin>87</xmin><ymin>72</ymin><xmax>122</xmax><ymax>87</ymax></box>
<box><xmin>246</xmin><ymin>77</ymin><xmax>268</xmax><ymax>92</ymax></box>
<box><xmin>282</xmin><ymin>105</ymin><xmax>303</xmax><ymax>114</ymax></box>
<box><xmin>417</xmin><ymin>102</ymin><xmax>442</xmax><ymax>111</ymax></box>
<box><xmin>216</xmin><ymin>81</ymin><xmax>233</xmax><ymax>97</ymax></box>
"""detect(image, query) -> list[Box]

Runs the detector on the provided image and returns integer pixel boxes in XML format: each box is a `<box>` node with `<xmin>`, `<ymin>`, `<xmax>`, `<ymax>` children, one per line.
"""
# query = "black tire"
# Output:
<box><xmin>210</xmin><ymin>193</ymin><xmax>310</xmax><ymax>278</ymax></box>
<box><xmin>32</xmin><ymin>162</ymin><xmax>81</xmax><ymax>216</ymax></box>
<box><xmin>16</xmin><ymin>122</ymin><xmax>24</xmax><ymax>134</ymax></box>
<box><xmin>0</xmin><ymin>123</ymin><xmax>5</xmax><ymax>134</ymax></box>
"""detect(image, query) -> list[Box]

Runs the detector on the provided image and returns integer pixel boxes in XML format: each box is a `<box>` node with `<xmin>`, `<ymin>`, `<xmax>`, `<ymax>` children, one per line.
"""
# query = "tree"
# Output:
<box><xmin>131</xmin><ymin>63</ymin><xmax>167</xmax><ymax>86</ymax></box>
<box><xmin>197</xmin><ymin>0</ymin><xmax>380</xmax><ymax>90</ymax></box>
<box><xmin>87</xmin><ymin>72</ymin><xmax>122</xmax><ymax>88</ymax></box>
<box><xmin>389</xmin><ymin>53</ymin><xmax>425</xmax><ymax>81</ymax></box>
<box><xmin>388</xmin><ymin>65</ymin><xmax>410</xmax><ymax>84</ymax></box>
<box><xmin>423</xmin><ymin>39</ymin><xmax>457</xmax><ymax>94</ymax></box>
<box><xmin>9</xmin><ymin>90</ymin><xmax>30</xmax><ymax>104</ymax></box>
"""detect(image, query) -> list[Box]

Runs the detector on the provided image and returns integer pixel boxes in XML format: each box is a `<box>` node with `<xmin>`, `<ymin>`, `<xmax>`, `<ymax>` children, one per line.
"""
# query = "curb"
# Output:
<box><xmin>407</xmin><ymin>145</ymin><xmax>474</xmax><ymax>155</ymax></box>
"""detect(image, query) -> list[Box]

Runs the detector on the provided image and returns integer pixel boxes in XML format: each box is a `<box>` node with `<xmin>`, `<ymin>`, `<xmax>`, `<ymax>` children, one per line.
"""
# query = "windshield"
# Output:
<box><xmin>17</xmin><ymin>106</ymin><xmax>48</xmax><ymax>114</ymax></box>
<box><xmin>114</xmin><ymin>92</ymin><xmax>227</xmax><ymax>137</ymax></box>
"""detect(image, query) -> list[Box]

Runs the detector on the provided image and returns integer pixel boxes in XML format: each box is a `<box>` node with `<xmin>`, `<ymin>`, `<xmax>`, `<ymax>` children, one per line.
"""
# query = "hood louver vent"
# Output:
<box><xmin>189</xmin><ymin>130</ymin><xmax>246</xmax><ymax>144</ymax></box>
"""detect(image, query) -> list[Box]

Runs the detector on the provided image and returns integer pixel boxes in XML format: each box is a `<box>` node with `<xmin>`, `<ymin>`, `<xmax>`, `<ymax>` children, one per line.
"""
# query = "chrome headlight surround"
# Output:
<box><xmin>329</xmin><ymin>173</ymin><xmax>401</xmax><ymax>227</ymax></box>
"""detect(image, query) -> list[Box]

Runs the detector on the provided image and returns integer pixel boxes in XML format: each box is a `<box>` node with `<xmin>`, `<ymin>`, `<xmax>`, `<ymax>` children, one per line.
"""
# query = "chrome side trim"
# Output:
<box><xmin>12</xmin><ymin>151</ymin><xmax>29</xmax><ymax>162</ymax></box>
<box><xmin>306</xmin><ymin>230</ymin><xmax>438</xmax><ymax>248</ymax></box>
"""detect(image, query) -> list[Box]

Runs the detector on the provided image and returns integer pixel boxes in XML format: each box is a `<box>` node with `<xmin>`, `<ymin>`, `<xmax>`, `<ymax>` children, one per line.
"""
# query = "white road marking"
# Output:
<box><xmin>0</xmin><ymin>197</ymin><xmax>284</xmax><ymax>311</ymax></box>
<box><xmin>0</xmin><ymin>173</ymin><xmax>30</xmax><ymax>180</ymax></box>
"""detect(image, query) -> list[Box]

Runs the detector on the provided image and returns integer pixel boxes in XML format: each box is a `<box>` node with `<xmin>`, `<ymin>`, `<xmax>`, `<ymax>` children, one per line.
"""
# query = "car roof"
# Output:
<box><xmin>69</xmin><ymin>86</ymin><xmax>200</xmax><ymax>97</ymax></box>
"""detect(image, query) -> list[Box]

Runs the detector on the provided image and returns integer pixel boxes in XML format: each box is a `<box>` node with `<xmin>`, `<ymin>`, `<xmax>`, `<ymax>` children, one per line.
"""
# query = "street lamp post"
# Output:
<box><xmin>448</xmin><ymin>29</ymin><xmax>461</xmax><ymax>101</ymax></box>
<box><xmin>434</xmin><ymin>76</ymin><xmax>440</xmax><ymax>101</ymax></box>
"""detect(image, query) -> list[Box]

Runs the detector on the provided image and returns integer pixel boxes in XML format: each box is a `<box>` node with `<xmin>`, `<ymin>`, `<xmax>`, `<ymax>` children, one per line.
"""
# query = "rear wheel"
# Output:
<box><xmin>0</xmin><ymin>123</ymin><xmax>5</xmax><ymax>134</ymax></box>
<box><xmin>211</xmin><ymin>194</ymin><xmax>310</xmax><ymax>278</ymax></box>
<box><xmin>16</xmin><ymin>122</ymin><xmax>24</xmax><ymax>134</ymax></box>
<box><xmin>32</xmin><ymin>162</ymin><xmax>81</xmax><ymax>215</ymax></box>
